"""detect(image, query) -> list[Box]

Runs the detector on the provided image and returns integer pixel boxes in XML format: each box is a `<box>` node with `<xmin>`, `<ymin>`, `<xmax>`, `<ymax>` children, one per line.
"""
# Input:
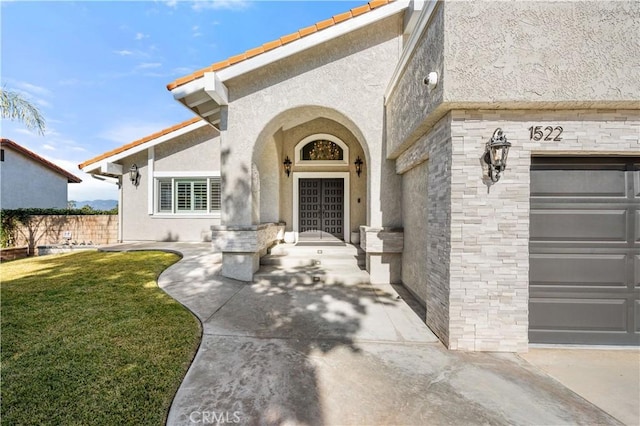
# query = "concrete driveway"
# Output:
<box><xmin>103</xmin><ymin>243</ymin><xmax>632</xmax><ymax>425</ymax></box>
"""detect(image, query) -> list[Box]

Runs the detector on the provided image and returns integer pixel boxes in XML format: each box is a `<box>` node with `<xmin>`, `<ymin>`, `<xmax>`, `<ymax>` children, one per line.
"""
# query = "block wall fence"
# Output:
<box><xmin>9</xmin><ymin>215</ymin><xmax>118</xmax><ymax>254</ymax></box>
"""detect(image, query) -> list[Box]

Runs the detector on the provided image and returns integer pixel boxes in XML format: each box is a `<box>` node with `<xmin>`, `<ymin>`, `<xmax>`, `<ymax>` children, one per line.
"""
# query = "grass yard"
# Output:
<box><xmin>1</xmin><ymin>251</ymin><xmax>201</xmax><ymax>425</ymax></box>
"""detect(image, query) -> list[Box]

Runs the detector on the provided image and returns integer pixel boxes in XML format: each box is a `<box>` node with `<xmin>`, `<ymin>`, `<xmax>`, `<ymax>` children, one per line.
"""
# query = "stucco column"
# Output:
<box><xmin>216</xmin><ymin>109</ymin><xmax>263</xmax><ymax>280</ymax></box>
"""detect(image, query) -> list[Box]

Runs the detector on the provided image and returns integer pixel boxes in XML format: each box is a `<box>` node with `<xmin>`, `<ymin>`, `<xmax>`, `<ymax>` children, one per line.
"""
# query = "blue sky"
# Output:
<box><xmin>1</xmin><ymin>0</ymin><xmax>363</xmax><ymax>201</ymax></box>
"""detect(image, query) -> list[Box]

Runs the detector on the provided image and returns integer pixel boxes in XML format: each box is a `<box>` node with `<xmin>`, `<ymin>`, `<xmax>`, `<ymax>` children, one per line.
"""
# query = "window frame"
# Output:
<box><xmin>294</xmin><ymin>133</ymin><xmax>349</xmax><ymax>166</ymax></box>
<box><xmin>152</xmin><ymin>172</ymin><xmax>221</xmax><ymax>217</ymax></box>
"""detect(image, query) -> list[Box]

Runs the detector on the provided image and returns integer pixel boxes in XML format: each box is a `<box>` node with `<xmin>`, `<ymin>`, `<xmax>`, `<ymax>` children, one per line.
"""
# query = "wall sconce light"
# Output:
<box><xmin>129</xmin><ymin>163</ymin><xmax>139</xmax><ymax>186</ymax></box>
<box><xmin>354</xmin><ymin>156</ymin><xmax>363</xmax><ymax>177</ymax></box>
<box><xmin>283</xmin><ymin>156</ymin><xmax>292</xmax><ymax>177</ymax></box>
<box><xmin>483</xmin><ymin>128</ymin><xmax>511</xmax><ymax>183</ymax></box>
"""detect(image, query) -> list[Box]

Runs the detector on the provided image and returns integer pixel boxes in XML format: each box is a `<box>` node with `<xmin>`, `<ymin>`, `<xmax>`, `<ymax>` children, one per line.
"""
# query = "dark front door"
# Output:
<box><xmin>299</xmin><ymin>178</ymin><xmax>344</xmax><ymax>240</ymax></box>
<box><xmin>529</xmin><ymin>157</ymin><xmax>640</xmax><ymax>345</ymax></box>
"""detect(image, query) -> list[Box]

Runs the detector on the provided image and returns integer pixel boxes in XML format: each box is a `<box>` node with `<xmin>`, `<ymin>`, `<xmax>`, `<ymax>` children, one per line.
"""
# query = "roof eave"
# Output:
<box><xmin>169</xmin><ymin>0</ymin><xmax>410</xmax><ymax>120</ymax></box>
<box><xmin>79</xmin><ymin>119</ymin><xmax>211</xmax><ymax>173</ymax></box>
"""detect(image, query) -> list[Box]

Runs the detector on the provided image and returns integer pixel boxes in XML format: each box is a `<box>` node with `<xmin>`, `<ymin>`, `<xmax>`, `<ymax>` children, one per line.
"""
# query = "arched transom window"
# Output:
<box><xmin>294</xmin><ymin>134</ymin><xmax>349</xmax><ymax>165</ymax></box>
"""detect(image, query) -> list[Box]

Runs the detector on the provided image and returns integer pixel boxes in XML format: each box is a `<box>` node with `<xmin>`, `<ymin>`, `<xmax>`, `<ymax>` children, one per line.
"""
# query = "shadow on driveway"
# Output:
<box><xmin>103</xmin><ymin>243</ymin><xmax>623</xmax><ymax>426</ymax></box>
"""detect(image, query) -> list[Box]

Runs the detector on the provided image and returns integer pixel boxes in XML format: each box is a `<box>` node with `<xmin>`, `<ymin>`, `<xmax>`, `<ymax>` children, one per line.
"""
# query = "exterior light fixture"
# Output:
<box><xmin>129</xmin><ymin>163</ymin><xmax>139</xmax><ymax>186</ymax></box>
<box><xmin>283</xmin><ymin>156</ymin><xmax>292</xmax><ymax>177</ymax></box>
<box><xmin>354</xmin><ymin>156</ymin><xmax>363</xmax><ymax>177</ymax></box>
<box><xmin>483</xmin><ymin>128</ymin><xmax>511</xmax><ymax>183</ymax></box>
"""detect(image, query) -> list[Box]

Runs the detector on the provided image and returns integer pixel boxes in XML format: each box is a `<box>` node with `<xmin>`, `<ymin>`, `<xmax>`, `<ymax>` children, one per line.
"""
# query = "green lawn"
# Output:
<box><xmin>1</xmin><ymin>251</ymin><xmax>201</xmax><ymax>425</ymax></box>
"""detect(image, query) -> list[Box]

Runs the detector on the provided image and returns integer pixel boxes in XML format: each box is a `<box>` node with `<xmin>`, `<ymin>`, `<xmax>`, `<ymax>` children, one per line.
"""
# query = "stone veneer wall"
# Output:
<box><xmin>397</xmin><ymin>113</ymin><xmax>453</xmax><ymax>345</ymax></box>
<box><xmin>11</xmin><ymin>215</ymin><xmax>119</xmax><ymax>249</ymax></box>
<box><xmin>447</xmin><ymin>109</ymin><xmax>640</xmax><ymax>352</ymax></box>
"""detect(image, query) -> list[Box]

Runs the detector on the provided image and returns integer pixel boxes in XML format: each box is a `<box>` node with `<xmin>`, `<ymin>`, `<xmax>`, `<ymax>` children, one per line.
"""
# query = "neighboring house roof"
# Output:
<box><xmin>166</xmin><ymin>0</ymin><xmax>394</xmax><ymax>91</ymax></box>
<box><xmin>1</xmin><ymin>138</ymin><xmax>82</xmax><ymax>183</ymax></box>
<box><xmin>79</xmin><ymin>117</ymin><xmax>205</xmax><ymax>170</ymax></box>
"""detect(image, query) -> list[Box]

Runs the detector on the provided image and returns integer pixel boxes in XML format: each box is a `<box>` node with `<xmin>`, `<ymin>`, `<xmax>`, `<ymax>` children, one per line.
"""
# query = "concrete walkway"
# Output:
<box><xmin>103</xmin><ymin>243</ymin><xmax>628</xmax><ymax>425</ymax></box>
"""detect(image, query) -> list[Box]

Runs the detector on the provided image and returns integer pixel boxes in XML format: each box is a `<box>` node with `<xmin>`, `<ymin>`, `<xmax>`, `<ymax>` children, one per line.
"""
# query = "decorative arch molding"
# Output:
<box><xmin>294</xmin><ymin>133</ymin><xmax>349</xmax><ymax>166</ymax></box>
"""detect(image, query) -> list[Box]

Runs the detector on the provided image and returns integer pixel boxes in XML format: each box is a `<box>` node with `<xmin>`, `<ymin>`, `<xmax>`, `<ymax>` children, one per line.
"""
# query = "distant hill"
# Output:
<box><xmin>74</xmin><ymin>200</ymin><xmax>118</xmax><ymax>211</ymax></box>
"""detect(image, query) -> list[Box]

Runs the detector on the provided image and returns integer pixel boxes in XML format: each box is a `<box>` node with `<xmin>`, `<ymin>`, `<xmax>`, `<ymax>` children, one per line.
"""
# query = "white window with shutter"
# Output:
<box><xmin>154</xmin><ymin>173</ymin><xmax>221</xmax><ymax>216</ymax></box>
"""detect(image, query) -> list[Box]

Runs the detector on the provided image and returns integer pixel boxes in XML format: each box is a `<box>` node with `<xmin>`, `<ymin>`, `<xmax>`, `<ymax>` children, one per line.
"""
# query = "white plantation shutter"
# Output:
<box><xmin>154</xmin><ymin>176</ymin><xmax>220</xmax><ymax>214</ymax></box>
<box><xmin>193</xmin><ymin>181</ymin><xmax>208</xmax><ymax>211</ymax></box>
<box><xmin>158</xmin><ymin>180</ymin><xmax>172</xmax><ymax>212</ymax></box>
<box><xmin>210</xmin><ymin>177</ymin><xmax>221</xmax><ymax>211</ymax></box>
<box><xmin>176</xmin><ymin>181</ymin><xmax>191</xmax><ymax>211</ymax></box>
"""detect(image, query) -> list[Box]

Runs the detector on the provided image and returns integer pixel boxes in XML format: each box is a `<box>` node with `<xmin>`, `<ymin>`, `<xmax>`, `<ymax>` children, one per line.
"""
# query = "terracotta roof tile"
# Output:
<box><xmin>350</xmin><ymin>4</ymin><xmax>371</xmax><ymax>17</ymax></box>
<box><xmin>369</xmin><ymin>0</ymin><xmax>389</xmax><ymax>9</ymax></box>
<box><xmin>280</xmin><ymin>31</ymin><xmax>301</xmax><ymax>45</ymax></box>
<box><xmin>245</xmin><ymin>46</ymin><xmax>265</xmax><ymax>59</ymax></box>
<box><xmin>262</xmin><ymin>39</ymin><xmax>283</xmax><ymax>51</ymax></box>
<box><xmin>228</xmin><ymin>53</ymin><xmax>247</xmax><ymax>65</ymax></box>
<box><xmin>315</xmin><ymin>17</ymin><xmax>335</xmax><ymax>31</ymax></box>
<box><xmin>1</xmin><ymin>138</ymin><xmax>82</xmax><ymax>183</ymax></box>
<box><xmin>79</xmin><ymin>117</ymin><xmax>202</xmax><ymax>170</ymax></box>
<box><xmin>298</xmin><ymin>25</ymin><xmax>317</xmax><ymax>37</ymax></box>
<box><xmin>166</xmin><ymin>0</ymin><xmax>395</xmax><ymax>91</ymax></box>
<box><xmin>333</xmin><ymin>11</ymin><xmax>353</xmax><ymax>24</ymax></box>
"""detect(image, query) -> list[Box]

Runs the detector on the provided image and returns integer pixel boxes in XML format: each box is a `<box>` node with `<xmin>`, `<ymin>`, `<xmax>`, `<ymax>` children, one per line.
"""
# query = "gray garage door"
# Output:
<box><xmin>529</xmin><ymin>157</ymin><xmax>640</xmax><ymax>345</ymax></box>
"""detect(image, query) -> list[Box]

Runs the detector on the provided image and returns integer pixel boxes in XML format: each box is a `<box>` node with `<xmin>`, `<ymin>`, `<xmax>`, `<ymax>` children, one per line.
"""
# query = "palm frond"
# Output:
<box><xmin>0</xmin><ymin>87</ymin><xmax>46</xmax><ymax>136</ymax></box>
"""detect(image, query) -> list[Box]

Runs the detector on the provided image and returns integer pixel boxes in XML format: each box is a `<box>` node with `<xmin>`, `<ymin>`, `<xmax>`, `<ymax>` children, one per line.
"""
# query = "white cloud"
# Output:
<box><xmin>163</xmin><ymin>0</ymin><xmax>178</xmax><ymax>7</ymax></box>
<box><xmin>35</xmin><ymin>98</ymin><xmax>52</xmax><ymax>108</ymax></box>
<box><xmin>69</xmin><ymin>172</ymin><xmax>119</xmax><ymax>202</ymax></box>
<box><xmin>114</xmin><ymin>49</ymin><xmax>134</xmax><ymax>56</ymax></box>
<box><xmin>11</xmin><ymin>81</ymin><xmax>52</xmax><ymax>97</ymax></box>
<box><xmin>42</xmin><ymin>144</ymin><xmax>56</xmax><ymax>151</ymax></box>
<box><xmin>171</xmin><ymin>66</ymin><xmax>193</xmax><ymax>75</ymax></box>
<box><xmin>135</xmin><ymin>62</ymin><xmax>162</xmax><ymax>69</ymax></box>
<box><xmin>135</xmin><ymin>32</ymin><xmax>149</xmax><ymax>40</ymax></box>
<box><xmin>99</xmin><ymin>121</ymin><xmax>173</xmax><ymax>144</ymax></box>
<box><xmin>192</xmin><ymin>0</ymin><xmax>250</xmax><ymax>12</ymax></box>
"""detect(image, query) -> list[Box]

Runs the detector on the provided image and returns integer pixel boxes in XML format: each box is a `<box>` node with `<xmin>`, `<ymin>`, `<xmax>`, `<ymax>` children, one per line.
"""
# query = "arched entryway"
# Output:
<box><xmin>251</xmin><ymin>106</ymin><xmax>369</xmax><ymax>243</ymax></box>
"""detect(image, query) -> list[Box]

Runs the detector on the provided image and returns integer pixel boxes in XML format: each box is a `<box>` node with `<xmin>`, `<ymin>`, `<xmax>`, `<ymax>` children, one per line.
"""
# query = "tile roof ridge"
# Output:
<box><xmin>166</xmin><ymin>0</ymin><xmax>393</xmax><ymax>91</ymax></box>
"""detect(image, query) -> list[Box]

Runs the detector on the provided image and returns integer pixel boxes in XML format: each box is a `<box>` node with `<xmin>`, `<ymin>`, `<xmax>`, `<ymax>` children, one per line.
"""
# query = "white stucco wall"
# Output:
<box><xmin>221</xmin><ymin>13</ymin><xmax>404</xmax><ymax>229</ymax></box>
<box><xmin>119</xmin><ymin>126</ymin><xmax>222</xmax><ymax>242</ymax></box>
<box><xmin>0</xmin><ymin>147</ymin><xmax>70</xmax><ymax>209</ymax></box>
<box><xmin>386</xmin><ymin>1</ymin><xmax>640</xmax><ymax>158</ymax></box>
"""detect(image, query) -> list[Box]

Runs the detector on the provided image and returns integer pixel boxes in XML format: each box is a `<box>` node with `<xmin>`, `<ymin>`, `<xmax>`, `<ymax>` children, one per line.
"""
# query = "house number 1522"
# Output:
<box><xmin>529</xmin><ymin>125</ymin><xmax>563</xmax><ymax>141</ymax></box>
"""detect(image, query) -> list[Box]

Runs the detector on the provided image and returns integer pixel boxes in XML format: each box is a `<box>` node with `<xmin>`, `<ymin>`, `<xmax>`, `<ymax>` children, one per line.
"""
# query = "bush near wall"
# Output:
<box><xmin>0</xmin><ymin>208</ymin><xmax>118</xmax><ymax>254</ymax></box>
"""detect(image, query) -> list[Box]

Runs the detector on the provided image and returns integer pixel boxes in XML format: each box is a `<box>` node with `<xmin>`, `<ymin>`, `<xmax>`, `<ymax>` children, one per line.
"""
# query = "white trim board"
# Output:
<box><xmin>292</xmin><ymin>172</ymin><xmax>350</xmax><ymax>242</ymax></box>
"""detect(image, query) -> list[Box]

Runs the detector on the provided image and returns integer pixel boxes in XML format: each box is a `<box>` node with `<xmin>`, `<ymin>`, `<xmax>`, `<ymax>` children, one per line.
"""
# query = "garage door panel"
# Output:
<box><xmin>530</xmin><ymin>210</ymin><xmax>627</xmax><ymax>242</ymax></box>
<box><xmin>530</xmin><ymin>157</ymin><xmax>640</xmax><ymax>345</ymax></box>
<box><xmin>531</xmin><ymin>169</ymin><xmax>626</xmax><ymax>197</ymax></box>
<box><xmin>530</xmin><ymin>298</ymin><xmax>627</xmax><ymax>331</ymax></box>
<box><xmin>530</xmin><ymin>254</ymin><xmax>626</xmax><ymax>288</ymax></box>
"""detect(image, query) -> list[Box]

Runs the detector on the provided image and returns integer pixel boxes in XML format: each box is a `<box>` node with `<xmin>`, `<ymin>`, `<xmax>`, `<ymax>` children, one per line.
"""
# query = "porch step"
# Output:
<box><xmin>262</xmin><ymin>243</ymin><xmax>366</xmax><ymax>267</ymax></box>
<box><xmin>256</xmin><ymin>243</ymin><xmax>368</xmax><ymax>285</ymax></box>
<box><xmin>254</xmin><ymin>264</ymin><xmax>370</xmax><ymax>286</ymax></box>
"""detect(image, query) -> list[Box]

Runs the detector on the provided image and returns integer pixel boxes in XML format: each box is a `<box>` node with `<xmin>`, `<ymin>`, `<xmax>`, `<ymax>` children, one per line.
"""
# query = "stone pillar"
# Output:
<box><xmin>212</xmin><ymin>222</ymin><xmax>285</xmax><ymax>282</ymax></box>
<box><xmin>359</xmin><ymin>226</ymin><xmax>403</xmax><ymax>284</ymax></box>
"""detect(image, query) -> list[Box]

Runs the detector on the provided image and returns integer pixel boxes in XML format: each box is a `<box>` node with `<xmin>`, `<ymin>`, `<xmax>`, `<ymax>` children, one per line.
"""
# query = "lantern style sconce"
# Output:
<box><xmin>129</xmin><ymin>164</ymin><xmax>139</xmax><ymax>186</ymax></box>
<box><xmin>483</xmin><ymin>128</ymin><xmax>511</xmax><ymax>183</ymax></box>
<box><xmin>283</xmin><ymin>156</ymin><xmax>292</xmax><ymax>177</ymax></box>
<box><xmin>354</xmin><ymin>156</ymin><xmax>363</xmax><ymax>177</ymax></box>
